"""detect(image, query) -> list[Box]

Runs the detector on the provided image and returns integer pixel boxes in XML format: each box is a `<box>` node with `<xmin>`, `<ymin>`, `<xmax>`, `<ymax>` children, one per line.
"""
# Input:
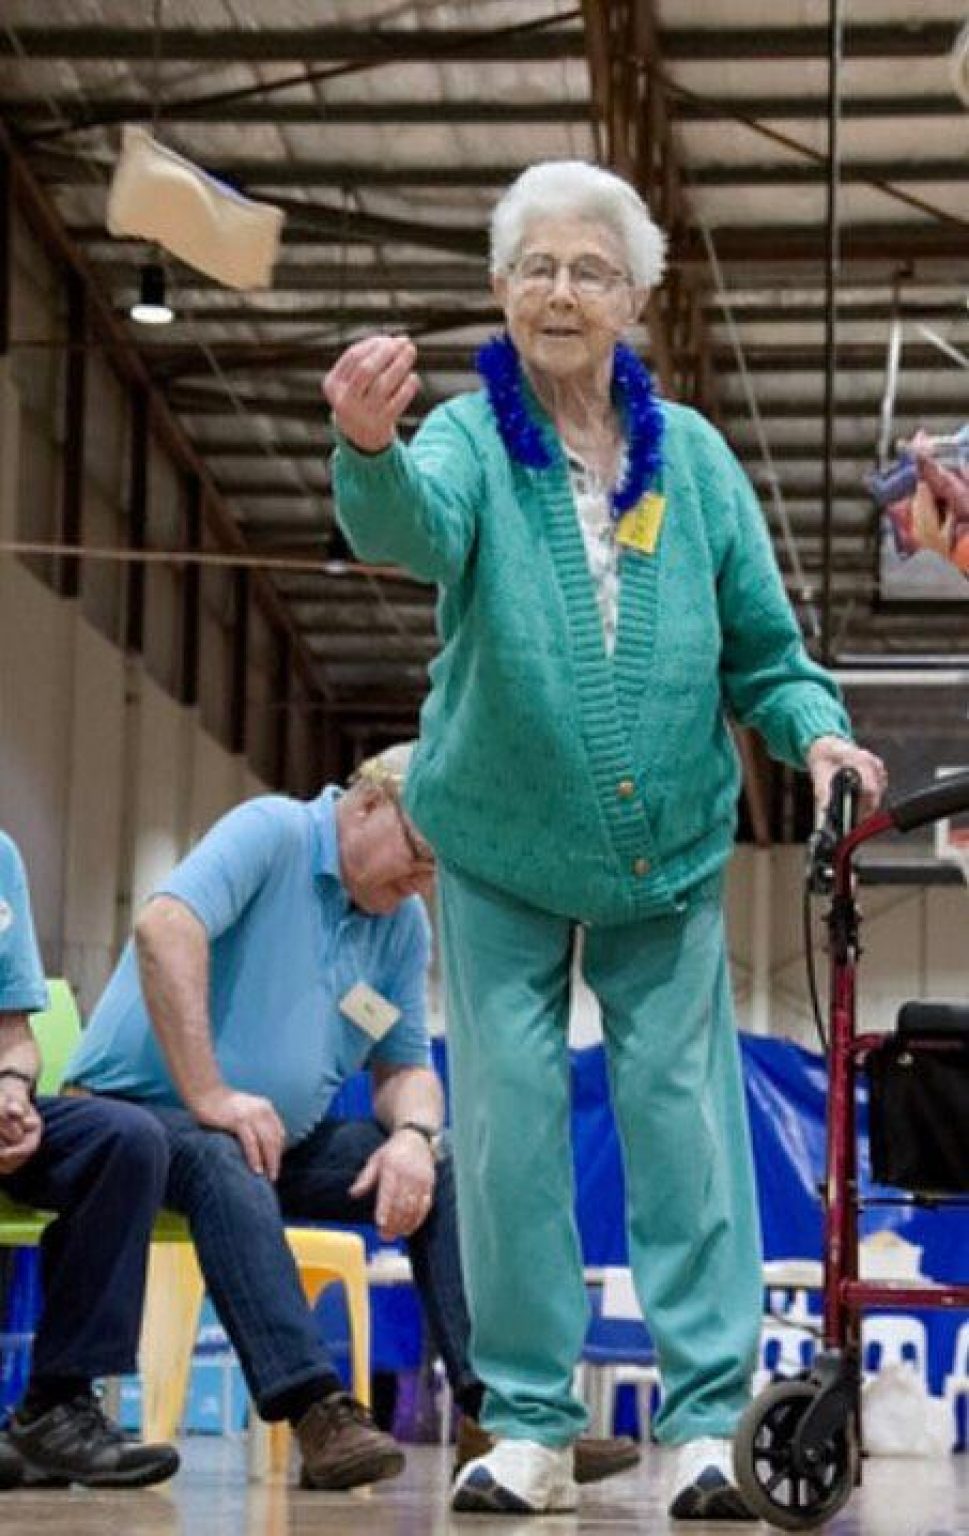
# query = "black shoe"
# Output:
<box><xmin>0</xmin><ymin>1429</ymin><xmax>71</xmax><ymax>1491</ymax></box>
<box><xmin>8</xmin><ymin>1396</ymin><xmax>180</xmax><ymax>1489</ymax></box>
<box><xmin>0</xmin><ymin>1433</ymin><xmax>24</xmax><ymax>1491</ymax></box>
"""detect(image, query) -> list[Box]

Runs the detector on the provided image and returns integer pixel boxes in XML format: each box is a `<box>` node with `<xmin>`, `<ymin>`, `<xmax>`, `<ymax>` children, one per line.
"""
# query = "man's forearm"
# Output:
<box><xmin>135</xmin><ymin>898</ymin><xmax>225</xmax><ymax>1112</ymax></box>
<box><xmin>372</xmin><ymin>1066</ymin><xmax>444</xmax><ymax>1135</ymax></box>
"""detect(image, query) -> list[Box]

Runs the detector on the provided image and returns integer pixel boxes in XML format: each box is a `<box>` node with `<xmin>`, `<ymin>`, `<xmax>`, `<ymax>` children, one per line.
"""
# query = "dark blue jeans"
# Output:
<box><xmin>138</xmin><ymin>1106</ymin><xmax>476</xmax><ymax>1420</ymax></box>
<box><xmin>2</xmin><ymin>1096</ymin><xmax>170</xmax><ymax>1380</ymax></box>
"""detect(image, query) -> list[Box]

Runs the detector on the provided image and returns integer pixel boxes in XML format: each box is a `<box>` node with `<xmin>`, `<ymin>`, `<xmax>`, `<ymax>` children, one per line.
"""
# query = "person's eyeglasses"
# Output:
<box><xmin>389</xmin><ymin>795</ymin><xmax>435</xmax><ymax>869</ymax></box>
<box><xmin>512</xmin><ymin>253</ymin><xmax>630</xmax><ymax>298</ymax></box>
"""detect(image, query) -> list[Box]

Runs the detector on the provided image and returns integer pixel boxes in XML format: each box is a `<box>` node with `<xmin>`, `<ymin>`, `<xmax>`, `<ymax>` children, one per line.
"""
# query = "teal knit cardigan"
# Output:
<box><xmin>332</xmin><ymin>390</ymin><xmax>851</xmax><ymax>926</ymax></box>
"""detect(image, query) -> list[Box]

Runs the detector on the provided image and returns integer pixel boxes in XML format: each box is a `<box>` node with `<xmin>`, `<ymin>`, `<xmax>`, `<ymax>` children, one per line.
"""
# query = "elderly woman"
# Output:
<box><xmin>324</xmin><ymin>161</ymin><xmax>885</xmax><ymax>1519</ymax></box>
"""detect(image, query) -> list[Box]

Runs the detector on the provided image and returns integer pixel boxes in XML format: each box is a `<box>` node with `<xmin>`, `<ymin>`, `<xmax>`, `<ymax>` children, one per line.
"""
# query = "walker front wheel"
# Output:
<box><xmin>734</xmin><ymin>1380</ymin><xmax>857</xmax><ymax>1532</ymax></box>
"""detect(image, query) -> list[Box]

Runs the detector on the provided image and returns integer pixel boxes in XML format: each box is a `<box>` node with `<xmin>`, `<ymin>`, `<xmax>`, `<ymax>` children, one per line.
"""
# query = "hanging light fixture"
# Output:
<box><xmin>130</xmin><ymin>262</ymin><xmax>174</xmax><ymax>325</ymax></box>
<box><xmin>129</xmin><ymin>7</ymin><xmax>173</xmax><ymax>326</ymax></box>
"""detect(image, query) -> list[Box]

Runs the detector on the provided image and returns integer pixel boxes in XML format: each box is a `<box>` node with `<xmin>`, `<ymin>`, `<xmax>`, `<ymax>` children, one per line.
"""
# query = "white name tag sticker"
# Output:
<box><xmin>339</xmin><ymin>982</ymin><xmax>401</xmax><ymax>1041</ymax></box>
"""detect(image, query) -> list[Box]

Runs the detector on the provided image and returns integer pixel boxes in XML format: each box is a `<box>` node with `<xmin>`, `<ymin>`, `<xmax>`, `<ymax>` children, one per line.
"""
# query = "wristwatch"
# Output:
<box><xmin>398</xmin><ymin>1120</ymin><xmax>445</xmax><ymax>1161</ymax></box>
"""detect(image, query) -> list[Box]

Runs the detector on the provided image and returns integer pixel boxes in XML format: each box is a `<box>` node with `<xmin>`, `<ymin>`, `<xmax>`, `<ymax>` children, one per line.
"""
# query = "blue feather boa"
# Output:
<box><xmin>475</xmin><ymin>333</ymin><xmax>664</xmax><ymax>518</ymax></box>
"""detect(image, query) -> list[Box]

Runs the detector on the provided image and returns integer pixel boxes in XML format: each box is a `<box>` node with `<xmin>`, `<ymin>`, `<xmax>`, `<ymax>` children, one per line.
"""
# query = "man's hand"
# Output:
<box><xmin>349</xmin><ymin>1128</ymin><xmax>436</xmax><ymax>1242</ymax></box>
<box><xmin>806</xmin><ymin>735</ymin><xmax>888</xmax><ymax>824</ymax></box>
<box><xmin>323</xmin><ymin>335</ymin><xmax>421</xmax><ymax>455</ymax></box>
<box><xmin>193</xmin><ymin>1086</ymin><xmax>286</xmax><ymax>1181</ymax></box>
<box><xmin>0</xmin><ymin>1093</ymin><xmax>41</xmax><ymax>1174</ymax></box>
<box><xmin>0</xmin><ymin>1076</ymin><xmax>37</xmax><ymax>1144</ymax></box>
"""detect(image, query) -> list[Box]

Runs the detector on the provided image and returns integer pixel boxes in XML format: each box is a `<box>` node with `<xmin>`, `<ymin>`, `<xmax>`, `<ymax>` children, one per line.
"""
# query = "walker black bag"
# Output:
<box><xmin>867</xmin><ymin>1027</ymin><xmax>969</xmax><ymax>1194</ymax></box>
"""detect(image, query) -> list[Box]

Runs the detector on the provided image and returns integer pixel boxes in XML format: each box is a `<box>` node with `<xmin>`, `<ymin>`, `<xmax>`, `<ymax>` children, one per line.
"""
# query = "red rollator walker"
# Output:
<box><xmin>734</xmin><ymin>767</ymin><xmax>969</xmax><ymax>1530</ymax></box>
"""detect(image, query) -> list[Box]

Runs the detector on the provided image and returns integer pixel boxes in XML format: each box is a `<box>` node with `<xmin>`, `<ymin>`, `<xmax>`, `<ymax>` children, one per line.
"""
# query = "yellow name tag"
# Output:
<box><xmin>616</xmin><ymin>493</ymin><xmax>666</xmax><ymax>554</ymax></box>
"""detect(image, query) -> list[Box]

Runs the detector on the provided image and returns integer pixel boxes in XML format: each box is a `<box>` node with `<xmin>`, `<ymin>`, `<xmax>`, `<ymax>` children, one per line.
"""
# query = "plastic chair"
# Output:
<box><xmin>0</xmin><ymin>981</ymin><xmax>372</xmax><ymax>1478</ymax></box>
<box><xmin>861</xmin><ymin>1314</ymin><xmax>929</xmax><ymax>1385</ymax></box>
<box><xmin>140</xmin><ymin>1217</ymin><xmax>370</xmax><ymax>1478</ymax></box>
<box><xmin>580</xmin><ymin>1267</ymin><xmax>661</xmax><ymax>1439</ymax></box>
<box><xmin>942</xmin><ymin>1319</ymin><xmax>969</xmax><ymax>1448</ymax></box>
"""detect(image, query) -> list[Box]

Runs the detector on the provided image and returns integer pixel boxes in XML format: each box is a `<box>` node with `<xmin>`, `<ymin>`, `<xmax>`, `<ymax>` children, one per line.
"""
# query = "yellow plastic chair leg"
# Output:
<box><xmin>139</xmin><ymin>1241</ymin><xmax>205</xmax><ymax>1442</ymax></box>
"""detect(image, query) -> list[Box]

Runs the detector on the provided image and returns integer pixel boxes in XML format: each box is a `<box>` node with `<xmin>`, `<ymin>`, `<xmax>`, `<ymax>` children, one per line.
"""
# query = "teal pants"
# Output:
<box><xmin>438</xmin><ymin>864</ymin><xmax>763</xmax><ymax>1447</ymax></box>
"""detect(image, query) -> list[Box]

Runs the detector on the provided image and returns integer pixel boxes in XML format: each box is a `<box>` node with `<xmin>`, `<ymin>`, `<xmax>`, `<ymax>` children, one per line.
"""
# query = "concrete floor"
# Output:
<box><xmin>0</xmin><ymin>1437</ymin><xmax>966</xmax><ymax>1536</ymax></box>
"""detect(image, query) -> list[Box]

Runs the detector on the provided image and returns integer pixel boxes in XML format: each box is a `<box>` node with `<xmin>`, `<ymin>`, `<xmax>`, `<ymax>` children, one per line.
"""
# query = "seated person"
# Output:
<box><xmin>883</xmin><ymin>429</ymin><xmax>969</xmax><ymax>575</ymax></box>
<box><xmin>0</xmin><ymin>830</ymin><xmax>178</xmax><ymax>1490</ymax></box>
<box><xmin>66</xmin><ymin>746</ymin><xmax>637</xmax><ymax>1492</ymax></box>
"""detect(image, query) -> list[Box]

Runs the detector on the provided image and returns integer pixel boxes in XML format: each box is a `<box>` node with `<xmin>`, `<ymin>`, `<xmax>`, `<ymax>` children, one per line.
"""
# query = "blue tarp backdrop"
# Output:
<box><xmin>3</xmin><ymin>1033</ymin><xmax>967</xmax><ymax>1412</ymax></box>
<box><xmin>331</xmin><ymin>1032</ymin><xmax>969</xmax><ymax>1395</ymax></box>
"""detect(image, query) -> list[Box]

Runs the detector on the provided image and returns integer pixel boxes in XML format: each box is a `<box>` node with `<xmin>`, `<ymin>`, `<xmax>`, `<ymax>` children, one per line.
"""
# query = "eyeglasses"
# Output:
<box><xmin>389</xmin><ymin>794</ymin><xmax>435</xmax><ymax>869</ymax></box>
<box><xmin>511</xmin><ymin>253</ymin><xmax>630</xmax><ymax>298</ymax></box>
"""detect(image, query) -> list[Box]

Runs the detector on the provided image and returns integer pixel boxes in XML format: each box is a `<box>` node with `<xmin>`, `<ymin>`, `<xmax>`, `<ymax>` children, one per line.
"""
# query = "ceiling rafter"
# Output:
<box><xmin>0</xmin><ymin>20</ymin><xmax>952</xmax><ymax>62</ymax></box>
<box><xmin>41</xmin><ymin>153</ymin><xmax>969</xmax><ymax>192</ymax></box>
<box><xmin>5</xmin><ymin>93</ymin><xmax>965</xmax><ymax>130</ymax></box>
<box><xmin>6</xmin><ymin>96</ymin><xmax>591</xmax><ymax>130</ymax></box>
<box><xmin>0</xmin><ymin>25</ymin><xmax>585</xmax><ymax>62</ymax></box>
<box><xmin>1</xmin><ymin>2</ymin><xmax>965</xmax><ymax>685</ymax></box>
<box><xmin>147</xmin><ymin>338</ymin><xmax>967</xmax><ymax>382</ymax></box>
<box><xmin>75</xmin><ymin>220</ymin><xmax>966</xmax><ymax>274</ymax></box>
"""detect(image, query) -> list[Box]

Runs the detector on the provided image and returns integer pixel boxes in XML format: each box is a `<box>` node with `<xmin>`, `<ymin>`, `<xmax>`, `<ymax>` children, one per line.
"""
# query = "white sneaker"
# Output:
<box><xmin>668</xmin><ymin>1437</ymin><xmax>756</xmax><ymax>1522</ymax></box>
<box><xmin>451</xmin><ymin>1438</ymin><xmax>579</xmax><ymax>1515</ymax></box>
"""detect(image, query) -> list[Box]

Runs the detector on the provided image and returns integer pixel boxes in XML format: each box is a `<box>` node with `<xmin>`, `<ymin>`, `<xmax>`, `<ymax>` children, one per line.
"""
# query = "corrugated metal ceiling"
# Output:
<box><xmin>1</xmin><ymin>1</ymin><xmax>967</xmax><ymax>727</ymax></box>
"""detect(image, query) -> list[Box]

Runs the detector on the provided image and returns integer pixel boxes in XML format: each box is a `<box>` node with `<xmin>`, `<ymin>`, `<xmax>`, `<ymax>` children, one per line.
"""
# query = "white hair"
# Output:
<box><xmin>490</xmin><ymin>160</ymin><xmax>667</xmax><ymax>290</ymax></box>
<box><xmin>351</xmin><ymin>740</ymin><xmax>415</xmax><ymax>795</ymax></box>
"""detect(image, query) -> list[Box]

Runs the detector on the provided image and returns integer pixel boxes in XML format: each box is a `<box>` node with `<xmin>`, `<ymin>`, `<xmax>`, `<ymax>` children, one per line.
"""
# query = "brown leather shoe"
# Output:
<box><xmin>454</xmin><ymin>1417</ymin><xmax>641</xmax><ymax>1486</ymax></box>
<box><xmin>296</xmin><ymin>1394</ymin><xmax>405</xmax><ymax>1490</ymax></box>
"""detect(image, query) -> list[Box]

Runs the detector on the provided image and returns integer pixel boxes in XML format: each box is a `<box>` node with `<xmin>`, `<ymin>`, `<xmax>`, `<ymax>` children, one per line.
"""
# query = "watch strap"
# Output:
<box><xmin>397</xmin><ymin>1120</ymin><xmax>437</xmax><ymax>1147</ymax></box>
<box><xmin>397</xmin><ymin>1120</ymin><xmax>445</xmax><ymax>1160</ymax></box>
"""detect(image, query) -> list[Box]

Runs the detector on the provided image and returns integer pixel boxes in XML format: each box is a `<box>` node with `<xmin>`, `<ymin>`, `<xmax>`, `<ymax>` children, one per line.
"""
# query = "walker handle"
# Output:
<box><xmin>807</xmin><ymin>768</ymin><xmax>861</xmax><ymax>893</ymax></box>
<box><xmin>890</xmin><ymin>771</ymin><xmax>969</xmax><ymax>834</ymax></box>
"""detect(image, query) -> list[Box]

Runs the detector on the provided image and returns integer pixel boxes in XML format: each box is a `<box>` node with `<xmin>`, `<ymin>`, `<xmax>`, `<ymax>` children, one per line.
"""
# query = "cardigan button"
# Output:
<box><xmin>632</xmin><ymin>857</ymin><xmax>650</xmax><ymax>878</ymax></box>
<box><xmin>616</xmin><ymin>778</ymin><xmax>636</xmax><ymax>799</ymax></box>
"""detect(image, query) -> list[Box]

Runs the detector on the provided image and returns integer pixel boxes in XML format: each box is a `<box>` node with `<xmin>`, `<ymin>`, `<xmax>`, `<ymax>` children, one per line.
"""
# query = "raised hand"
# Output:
<box><xmin>323</xmin><ymin>335</ymin><xmax>421</xmax><ymax>454</ymax></box>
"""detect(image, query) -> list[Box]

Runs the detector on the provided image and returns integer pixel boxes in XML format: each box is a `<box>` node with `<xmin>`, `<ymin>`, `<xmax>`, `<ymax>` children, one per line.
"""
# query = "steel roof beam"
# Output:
<box><xmin>0</xmin><ymin>26</ymin><xmax>587</xmax><ymax>62</ymax></box>
<box><xmin>685</xmin><ymin>159</ymin><xmax>969</xmax><ymax>188</ymax></box>
<box><xmin>168</xmin><ymin>388</ymin><xmax>960</xmax><ymax>422</ymax></box>
<box><xmin>660</xmin><ymin>23</ymin><xmax>955</xmax><ymax>60</ymax></box>
<box><xmin>97</xmin><ymin>297</ymin><xmax>959</xmax><ymax>330</ymax></box>
<box><xmin>705</xmin><ymin>299</ymin><xmax>966</xmax><ymax>324</ymax></box>
<box><xmin>5</xmin><ymin>95</ymin><xmax>590</xmax><ymax>128</ymax></box>
<box><xmin>34</xmin><ymin>153</ymin><xmax>533</xmax><ymax>189</ymax></box>
<box><xmin>673</xmin><ymin>94</ymin><xmax>966</xmax><ymax>122</ymax></box>
<box><xmin>40</xmin><ymin>153</ymin><xmax>969</xmax><ymax>191</ymax></box>
<box><xmin>1</xmin><ymin>21</ymin><xmax>952</xmax><ymax>62</ymax></box>
<box><xmin>9</xmin><ymin>93</ymin><xmax>962</xmax><ymax>128</ymax></box>
<box><xmin>77</xmin><ymin>222</ymin><xmax>964</xmax><ymax>271</ymax></box>
<box><xmin>149</xmin><ymin>338</ymin><xmax>965</xmax><ymax>380</ymax></box>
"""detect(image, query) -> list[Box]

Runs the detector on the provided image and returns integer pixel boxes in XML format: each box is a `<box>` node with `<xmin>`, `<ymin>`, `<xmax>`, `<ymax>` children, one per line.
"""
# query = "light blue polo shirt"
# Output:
<box><xmin>0</xmin><ymin>831</ymin><xmax>48</xmax><ymax>1014</ymax></box>
<box><xmin>68</xmin><ymin>789</ymin><xmax>432</xmax><ymax>1144</ymax></box>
